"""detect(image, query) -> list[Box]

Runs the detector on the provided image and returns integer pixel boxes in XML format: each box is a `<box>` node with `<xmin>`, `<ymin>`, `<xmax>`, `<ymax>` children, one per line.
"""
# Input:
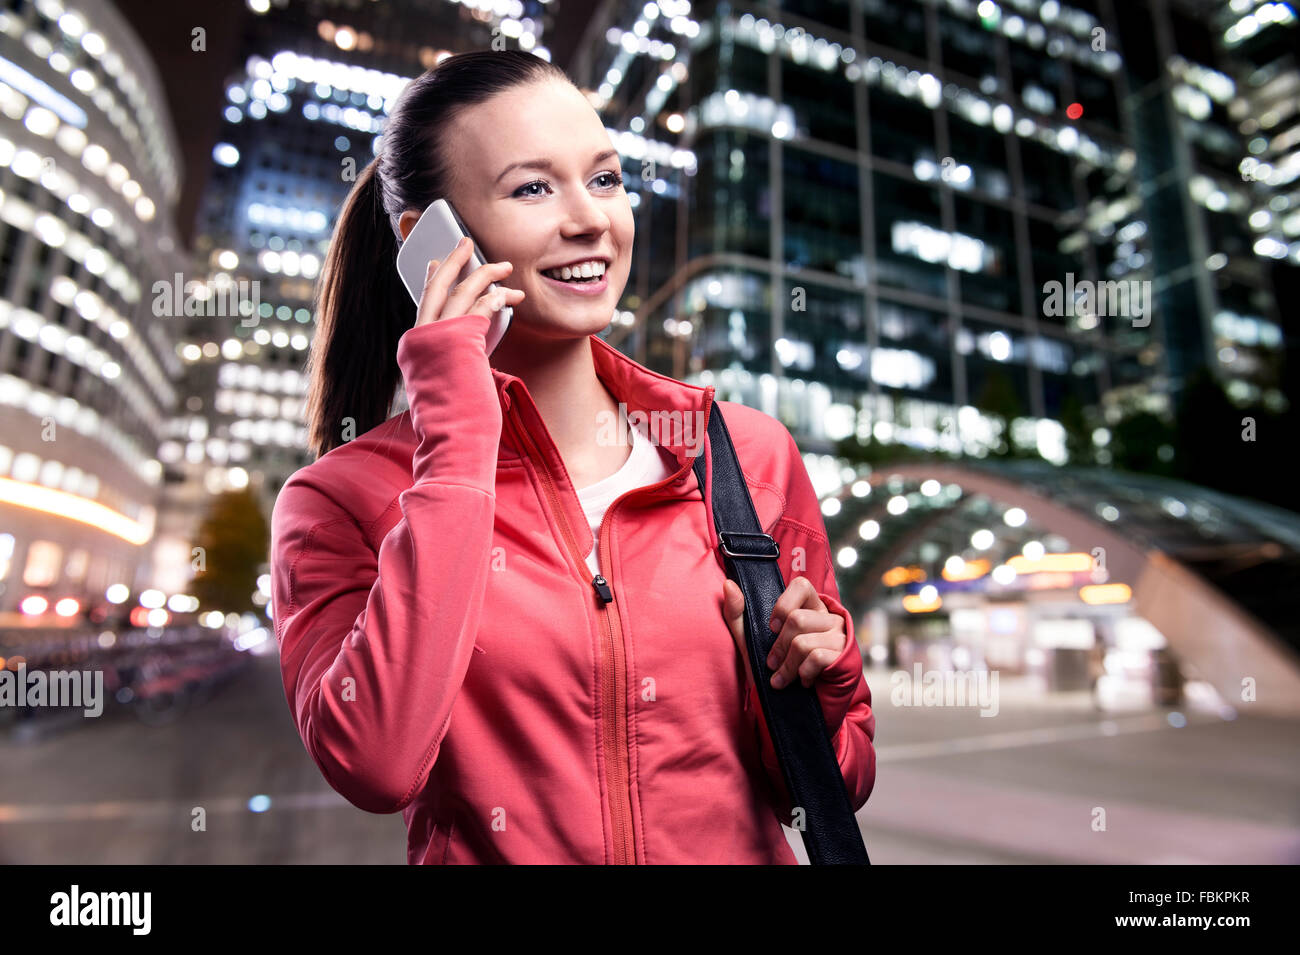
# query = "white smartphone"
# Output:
<box><xmin>395</xmin><ymin>198</ymin><xmax>512</xmax><ymax>354</ymax></box>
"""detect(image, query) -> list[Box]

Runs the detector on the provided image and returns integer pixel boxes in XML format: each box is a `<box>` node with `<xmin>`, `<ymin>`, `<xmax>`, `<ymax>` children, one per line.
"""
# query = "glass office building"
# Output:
<box><xmin>0</xmin><ymin>0</ymin><xmax>190</xmax><ymax>616</ymax></box>
<box><xmin>1109</xmin><ymin>0</ymin><xmax>1294</xmax><ymax>411</ymax></box>
<box><xmin>581</xmin><ymin>0</ymin><xmax>1295</xmax><ymax>461</ymax></box>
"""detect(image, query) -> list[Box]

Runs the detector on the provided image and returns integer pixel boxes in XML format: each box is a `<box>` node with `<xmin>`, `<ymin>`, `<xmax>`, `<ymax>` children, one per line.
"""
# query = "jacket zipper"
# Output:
<box><xmin>502</xmin><ymin>384</ymin><xmax>715</xmax><ymax>865</ymax></box>
<box><xmin>504</xmin><ymin>399</ymin><xmax>637</xmax><ymax>864</ymax></box>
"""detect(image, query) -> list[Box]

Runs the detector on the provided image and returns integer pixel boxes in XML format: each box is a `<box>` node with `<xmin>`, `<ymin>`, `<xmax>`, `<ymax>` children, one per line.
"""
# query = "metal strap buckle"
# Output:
<box><xmin>718</xmin><ymin>531</ymin><xmax>781</xmax><ymax>560</ymax></box>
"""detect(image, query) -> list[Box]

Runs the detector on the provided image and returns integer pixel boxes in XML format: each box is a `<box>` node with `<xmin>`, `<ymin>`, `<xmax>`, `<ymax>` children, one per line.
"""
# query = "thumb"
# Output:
<box><xmin>722</xmin><ymin>578</ymin><xmax>750</xmax><ymax>672</ymax></box>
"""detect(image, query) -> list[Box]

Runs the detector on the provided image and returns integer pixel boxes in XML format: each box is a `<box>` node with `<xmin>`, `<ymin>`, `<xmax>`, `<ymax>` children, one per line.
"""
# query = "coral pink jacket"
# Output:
<box><xmin>270</xmin><ymin>312</ymin><xmax>876</xmax><ymax>864</ymax></box>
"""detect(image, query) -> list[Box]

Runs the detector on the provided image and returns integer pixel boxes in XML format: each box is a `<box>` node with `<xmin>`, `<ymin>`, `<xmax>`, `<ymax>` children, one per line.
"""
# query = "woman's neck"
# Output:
<box><xmin>491</xmin><ymin>332</ymin><xmax>630</xmax><ymax>484</ymax></box>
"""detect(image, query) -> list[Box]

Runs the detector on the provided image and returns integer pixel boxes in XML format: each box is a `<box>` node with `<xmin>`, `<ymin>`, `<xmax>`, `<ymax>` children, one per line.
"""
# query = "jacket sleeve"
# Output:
<box><xmin>741</xmin><ymin>424</ymin><xmax>877</xmax><ymax>819</ymax></box>
<box><xmin>270</xmin><ymin>312</ymin><xmax>500</xmax><ymax>814</ymax></box>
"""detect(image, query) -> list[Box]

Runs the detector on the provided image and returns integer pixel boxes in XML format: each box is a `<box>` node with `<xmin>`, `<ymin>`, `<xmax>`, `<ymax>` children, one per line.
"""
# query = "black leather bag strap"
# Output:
<box><xmin>693</xmin><ymin>402</ymin><xmax>870</xmax><ymax>865</ymax></box>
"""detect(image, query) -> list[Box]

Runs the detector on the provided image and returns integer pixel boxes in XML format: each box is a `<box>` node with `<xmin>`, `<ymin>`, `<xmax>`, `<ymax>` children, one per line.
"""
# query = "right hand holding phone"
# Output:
<box><xmin>415</xmin><ymin>236</ymin><xmax>526</xmax><ymax>330</ymax></box>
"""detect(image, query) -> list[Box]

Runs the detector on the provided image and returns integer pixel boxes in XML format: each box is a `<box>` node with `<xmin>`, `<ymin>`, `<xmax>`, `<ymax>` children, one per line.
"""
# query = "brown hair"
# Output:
<box><xmin>303</xmin><ymin>50</ymin><xmax>575</xmax><ymax>459</ymax></box>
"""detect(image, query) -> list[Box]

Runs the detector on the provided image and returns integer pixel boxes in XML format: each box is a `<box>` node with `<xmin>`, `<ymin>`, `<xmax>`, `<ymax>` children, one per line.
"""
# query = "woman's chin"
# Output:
<box><xmin>521</xmin><ymin>293</ymin><xmax>624</xmax><ymax>334</ymax></box>
<box><xmin>496</xmin><ymin>308</ymin><xmax>615</xmax><ymax>347</ymax></box>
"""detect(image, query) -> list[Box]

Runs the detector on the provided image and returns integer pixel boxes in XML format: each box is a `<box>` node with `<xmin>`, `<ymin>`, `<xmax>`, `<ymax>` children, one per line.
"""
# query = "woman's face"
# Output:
<box><xmin>422</xmin><ymin>78</ymin><xmax>634</xmax><ymax>345</ymax></box>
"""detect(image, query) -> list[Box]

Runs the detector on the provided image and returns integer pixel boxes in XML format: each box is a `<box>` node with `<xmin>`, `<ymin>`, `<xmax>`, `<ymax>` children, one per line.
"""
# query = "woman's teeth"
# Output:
<box><xmin>542</xmin><ymin>261</ymin><xmax>606</xmax><ymax>282</ymax></box>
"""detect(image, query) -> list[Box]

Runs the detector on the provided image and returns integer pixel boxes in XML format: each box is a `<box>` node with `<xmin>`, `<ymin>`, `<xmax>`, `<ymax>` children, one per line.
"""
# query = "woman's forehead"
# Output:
<box><xmin>451</xmin><ymin>81</ymin><xmax>606</xmax><ymax>168</ymax></box>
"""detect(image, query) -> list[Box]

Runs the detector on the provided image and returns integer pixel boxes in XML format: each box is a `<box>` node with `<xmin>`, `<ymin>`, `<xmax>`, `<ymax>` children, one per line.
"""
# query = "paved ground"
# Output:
<box><xmin>1</xmin><ymin>655</ymin><xmax>1296</xmax><ymax>864</ymax></box>
<box><xmin>0</xmin><ymin>653</ymin><xmax>404</xmax><ymax>864</ymax></box>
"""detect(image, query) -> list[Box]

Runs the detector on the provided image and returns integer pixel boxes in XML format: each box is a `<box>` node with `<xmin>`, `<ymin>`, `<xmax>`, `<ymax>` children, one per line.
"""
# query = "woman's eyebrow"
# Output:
<box><xmin>494</xmin><ymin>149</ymin><xmax>620</xmax><ymax>184</ymax></box>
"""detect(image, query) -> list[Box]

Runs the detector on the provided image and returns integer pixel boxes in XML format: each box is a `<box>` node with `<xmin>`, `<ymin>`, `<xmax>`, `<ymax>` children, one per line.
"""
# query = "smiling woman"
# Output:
<box><xmin>393</xmin><ymin>79</ymin><xmax>634</xmax><ymax>367</ymax></box>
<box><xmin>274</xmin><ymin>50</ymin><xmax>876</xmax><ymax>866</ymax></box>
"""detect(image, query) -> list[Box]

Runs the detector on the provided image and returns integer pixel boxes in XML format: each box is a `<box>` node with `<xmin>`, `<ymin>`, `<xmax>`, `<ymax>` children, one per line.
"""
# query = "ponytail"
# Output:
<box><xmin>303</xmin><ymin>158</ymin><xmax>413</xmax><ymax>459</ymax></box>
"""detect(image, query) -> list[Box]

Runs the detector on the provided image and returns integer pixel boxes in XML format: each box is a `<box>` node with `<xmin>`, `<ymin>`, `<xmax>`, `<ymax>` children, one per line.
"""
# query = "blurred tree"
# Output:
<box><xmin>1110</xmin><ymin>409</ymin><xmax>1176</xmax><ymax>476</ymax></box>
<box><xmin>974</xmin><ymin>368</ymin><xmax>1027</xmax><ymax>457</ymax></box>
<box><xmin>190</xmin><ymin>487</ymin><xmax>269</xmax><ymax>615</ymax></box>
<box><xmin>1173</xmin><ymin>369</ymin><xmax>1236</xmax><ymax>488</ymax></box>
<box><xmin>1172</xmin><ymin>368</ymin><xmax>1295</xmax><ymax>513</ymax></box>
<box><xmin>1059</xmin><ymin>393</ymin><xmax>1094</xmax><ymax>466</ymax></box>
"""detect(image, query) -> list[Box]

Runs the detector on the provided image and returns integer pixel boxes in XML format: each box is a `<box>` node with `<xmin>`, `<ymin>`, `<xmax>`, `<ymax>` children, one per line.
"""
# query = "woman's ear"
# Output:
<box><xmin>398</xmin><ymin>208</ymin><xmax>421</xmax><ymax>242</ymax></box>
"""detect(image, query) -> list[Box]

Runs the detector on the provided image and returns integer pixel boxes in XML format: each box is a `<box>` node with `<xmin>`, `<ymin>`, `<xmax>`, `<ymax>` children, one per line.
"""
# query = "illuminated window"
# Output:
<box><xmin>23</xmin><ymin>539</ymin><xmax>62</xmax><ymax>587</ymax></box>
<box><xmin>0</xmin><ymin>533</ymin><xmax>13</xmax><ymax>581</ymax></box>
<box><xmin>65</xmin><ymin>547</ymin><xmax>88</xmax><ymax>581</ymax></box>
<box><xmin>891</xmin><ymin>220</ymin><xmax>995</xmax><ymax>274</ymax></box>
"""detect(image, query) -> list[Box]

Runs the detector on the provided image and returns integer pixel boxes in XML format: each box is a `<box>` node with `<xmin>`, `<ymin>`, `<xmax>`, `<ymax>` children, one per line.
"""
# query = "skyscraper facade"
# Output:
<box><xmin>578</xmin><ymin>0</ymin><xmax>1294</xmax><ymax>468</ymax></box>
<box><xmin>0</xmin><ymin>0</ymin><xmax>188</xmax><ymax>616</ymax></box>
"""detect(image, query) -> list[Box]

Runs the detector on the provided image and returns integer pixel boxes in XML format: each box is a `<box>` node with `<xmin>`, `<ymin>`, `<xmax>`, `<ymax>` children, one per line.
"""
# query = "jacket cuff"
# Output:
<box><xmin>395</xmin><ymin>312</ymin><xmax>502</xmax><ymax>492</ymax></box>
<box><xmin>813</xmin><ymin>590</ymin><xmax>864</xmax><ymax>740</ymax></box>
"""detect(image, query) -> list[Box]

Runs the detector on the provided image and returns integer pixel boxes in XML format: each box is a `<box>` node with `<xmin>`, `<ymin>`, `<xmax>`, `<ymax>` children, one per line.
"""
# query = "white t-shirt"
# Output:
<box><xmin>575</xmin><ymin>420</ymin><xmax>678</xmax><ymax>577</ymax></box>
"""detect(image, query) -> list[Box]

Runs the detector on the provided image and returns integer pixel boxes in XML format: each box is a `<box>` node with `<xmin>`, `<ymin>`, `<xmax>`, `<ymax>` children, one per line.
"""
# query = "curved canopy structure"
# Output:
<box><xmin>813</xmin><ymin>458</ymin><xmax>1300</xmax><ymax>715</ymax></box>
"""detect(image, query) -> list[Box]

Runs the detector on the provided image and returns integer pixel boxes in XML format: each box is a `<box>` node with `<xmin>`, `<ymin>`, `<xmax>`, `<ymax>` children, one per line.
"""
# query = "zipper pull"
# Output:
<box><xmin>592</xmin><ymin>574</ymin><xmax>614</xmax><ymax>604</ymax></box>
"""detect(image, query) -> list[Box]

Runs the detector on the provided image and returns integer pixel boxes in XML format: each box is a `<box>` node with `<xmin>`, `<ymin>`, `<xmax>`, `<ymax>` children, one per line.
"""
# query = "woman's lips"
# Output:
<box><xmin>538</xmin><ymin>271</ymin><xmax>609</xmax><ymax>296</ymax></box>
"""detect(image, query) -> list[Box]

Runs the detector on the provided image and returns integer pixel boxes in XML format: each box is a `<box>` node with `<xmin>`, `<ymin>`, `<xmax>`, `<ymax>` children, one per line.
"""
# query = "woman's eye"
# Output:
<box><xmin>512</xmin><ymin>172</ymin><xmax>624</xmax><ymax>198</ymax></box>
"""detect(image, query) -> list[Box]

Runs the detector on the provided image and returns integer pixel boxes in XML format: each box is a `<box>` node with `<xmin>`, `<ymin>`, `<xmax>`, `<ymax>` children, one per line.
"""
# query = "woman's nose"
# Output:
<box><xmin>560</xmin><ymin>190</ymin><xmax>612</xmax><ymax>235</ymax></box>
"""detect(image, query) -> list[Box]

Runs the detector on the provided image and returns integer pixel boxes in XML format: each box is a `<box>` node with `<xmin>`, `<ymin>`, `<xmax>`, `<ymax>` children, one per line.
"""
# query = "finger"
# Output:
<box><xmin>766</xmin><ymin>605</ymin><xmax>834</xmax><ymax>670</ymax></box>
<box><xmin>770</xmin><ymin>629</ymin><xmax>842</xmax><ymax>689</ymax></box>
<box><xmin>764</xmin><ymin>608</ymin><xmax>816</xmax><ymax>670</ymax></box>
<box><xmin>796</xmin><ymin>646</ymin><xmax>843</xmax><ymax>688</ymax></box>
<box><xmin>481</xmin><ymin>286</ymin><xmax>527</xmax><ymax>314</ymax></box>
<box><xmin>444</xmin><ymin>235</ymin><xmax>475</xmax><ymax>266</ymax></box>
<box><xmin>468</xmin><ymin>285</ymin><xmax>523</xmax><ymax>321</ymax></box>
<box><xmin>414</xmin><ymin>238</ymin><xmax>478</xmax><ymax>322</ymax></box>
<box><xmin>425</xmin><ymin>235</ymin><xmax>473</xmax><ymax>288</ymax></box>
<box><xmin>441</xmin><ymin>236</ymin><xmax>498</xmax><ymax>294</ymax></box>
<box><xmin>444</xmin><ymin>261</ymin><xmax>516</xmax><ymax>321</ymax></box>
<box><xmin>465</xmin><ymin>289</ymin><xmax>501</xmax><ymax>322</ymax></box>
<box><xmin>415</xmin><ymin>258</ymin><xmax>450</xmax><ymax>326</ymax></box>
<box><xmin>766</xmin><ymin>576</ymin><xmax>826</xmax><ymax>639</ymax></box>
<box><xmin>722</xmin><ymin>578</ymin><xmax>750</xmax><ymax>675</ymax></box>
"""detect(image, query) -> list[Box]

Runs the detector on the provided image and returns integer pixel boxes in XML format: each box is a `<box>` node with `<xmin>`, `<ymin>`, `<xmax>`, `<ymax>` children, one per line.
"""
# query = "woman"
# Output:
<box><xmin>271</xmin><ymin>50</ymin><xmax>876</xmax><ymax>864</ymax></box>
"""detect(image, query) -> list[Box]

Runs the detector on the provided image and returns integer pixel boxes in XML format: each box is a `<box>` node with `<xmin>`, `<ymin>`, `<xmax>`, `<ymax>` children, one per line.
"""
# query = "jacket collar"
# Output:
<box><xmin>489</xmin><ymin>333</ymin><xmax>715</xmax><ymax>475</ymax></box>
